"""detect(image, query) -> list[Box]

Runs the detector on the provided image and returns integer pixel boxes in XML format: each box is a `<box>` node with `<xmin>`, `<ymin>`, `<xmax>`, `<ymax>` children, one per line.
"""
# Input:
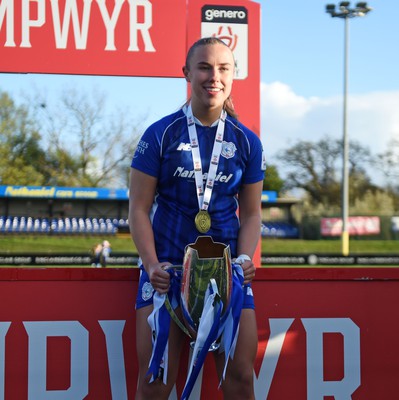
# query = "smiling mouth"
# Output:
<box><xmin>205</xmin><ymin>87</ymin><xmax>222</xmax><ymax>93</ymax></box>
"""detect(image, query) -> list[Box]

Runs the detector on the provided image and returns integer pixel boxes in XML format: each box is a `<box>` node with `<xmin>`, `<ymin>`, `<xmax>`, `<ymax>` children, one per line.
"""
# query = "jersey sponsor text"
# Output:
<box><xmin>173</xmin><ymin>167</ymin><xmax>233</xmax><ymax>183</ymax></box>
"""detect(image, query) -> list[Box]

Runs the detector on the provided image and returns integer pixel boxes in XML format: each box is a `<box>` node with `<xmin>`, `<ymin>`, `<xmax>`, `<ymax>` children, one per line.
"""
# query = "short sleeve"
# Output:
<box><xmin>131</xmin><ymin>125</ymin><xmax>161</xmax><ymax>178</ymax></box>
<box><xmin>242</xmin><ymin>134</ymin><xmax>266</xmax><ymax>184</ymax></box>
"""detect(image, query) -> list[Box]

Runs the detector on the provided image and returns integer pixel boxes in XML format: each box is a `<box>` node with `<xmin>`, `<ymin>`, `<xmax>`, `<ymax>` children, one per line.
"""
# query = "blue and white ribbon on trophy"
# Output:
<box><xmin>146</xmin><ymin>263</ymin><xmax>244</xmax><ymax>400</ymax></box>
<box><xmin>146</xmin><ymin>268</ymin><xmax>180</xmax><ymax>384</ymax></box>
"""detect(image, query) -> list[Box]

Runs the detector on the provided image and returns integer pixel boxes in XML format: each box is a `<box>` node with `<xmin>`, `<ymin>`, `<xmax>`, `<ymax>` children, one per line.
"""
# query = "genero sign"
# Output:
<box><xmin>0</xmin><ymin>267</ymin><xmax>398</xmax><ymax>399</ymax></box>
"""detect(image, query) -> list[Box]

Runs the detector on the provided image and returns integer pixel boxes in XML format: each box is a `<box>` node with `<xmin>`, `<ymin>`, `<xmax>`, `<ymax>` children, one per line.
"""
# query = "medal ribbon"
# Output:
<box><xmin>186</xmin><ymin>104</ymin><xmax>226</xmax><ymax>212</ymax></box>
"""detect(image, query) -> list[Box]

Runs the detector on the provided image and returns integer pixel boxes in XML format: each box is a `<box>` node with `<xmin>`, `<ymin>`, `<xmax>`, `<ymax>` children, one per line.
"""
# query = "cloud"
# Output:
<box><xmin>260</xmin><ymin>82</ymin><xmax>399</xmax><ymax>164</ymax></box>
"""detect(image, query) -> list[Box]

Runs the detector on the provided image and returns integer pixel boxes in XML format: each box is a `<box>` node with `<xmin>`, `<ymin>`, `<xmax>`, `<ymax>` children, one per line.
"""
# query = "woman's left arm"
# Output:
<box><xmin>237</xmin><ymin>180</ymin><xmax>263</xmax><ymax>283</ymax></box>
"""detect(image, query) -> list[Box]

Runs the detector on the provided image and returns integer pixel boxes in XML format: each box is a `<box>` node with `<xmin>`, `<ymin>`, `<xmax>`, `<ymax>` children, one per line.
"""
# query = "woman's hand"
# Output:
<box><xmin>148</xmin><ymin>262</ymin><xmax>172</xmax><ymax>294</ymax></box>
<box><xmin>236</xmin><ymin>258</ymin><xmax>256</xmax><ymax>285</ymax></box>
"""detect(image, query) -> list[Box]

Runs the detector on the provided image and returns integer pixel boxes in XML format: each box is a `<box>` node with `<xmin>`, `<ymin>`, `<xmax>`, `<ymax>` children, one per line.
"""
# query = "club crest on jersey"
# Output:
<box><xmin>142</xmin><ymin>281</ymin><xmax>154</xmax><ymax>301</ymax></box>
<box><xmin>246</xmin><ymin>286</ymin><xmax>254</xmax><ymax>297</ymax></box>
<box><xmin>221</xmin><ymin>141</ymin><xmax>237</xmax><ymax>159</ymax></box>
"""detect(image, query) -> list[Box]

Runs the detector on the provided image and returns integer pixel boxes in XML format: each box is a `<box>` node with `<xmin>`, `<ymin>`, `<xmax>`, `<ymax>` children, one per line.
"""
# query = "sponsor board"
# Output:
<box><xmin>321</xmin><ymin>216</ymin><xmax>381</xmax><ymax>236</ymax></box>
<box><xmin>2</xmin><ymin>253</ymin><xmax>399</xmax><ymax>266</ymax></box>
<box><xmin>201</xmin><ymin>4</ymin><xmax>248</xmax><ymax>79</ymax></box>
<box><xmin>0</xmin><ymin>267</ymin><xmax>399</xmax><ymax>399</ymax></box>
<box><xmin>263</xmin><ymin>254</ymin><xmax>399</xmax><ymax>266</ymax></box>
<box><xmin>0</xmin><ymin>0</ymin><xmax>186</xmax><ymax>76</ymax></box>
<box><xmin>0</xmin><ymin>254</ymin><xmax>139</xmax><ymax>265</ymax></box>
<box><xmin>0</xmin><ymin>185</ymin><xmax>129</xmax><ymax>200</ymax></box>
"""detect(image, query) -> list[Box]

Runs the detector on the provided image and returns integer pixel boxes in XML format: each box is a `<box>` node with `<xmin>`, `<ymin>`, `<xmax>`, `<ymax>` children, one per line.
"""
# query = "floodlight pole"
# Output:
<box><xmin>342</xmin><ymin>13</ymin><xmax>350</xmax><ymax>256</ymax></box>
<box><xmin>325</xmin><ymin>2</ymin><xmax>372</xmax><ymax>256</ymax></box>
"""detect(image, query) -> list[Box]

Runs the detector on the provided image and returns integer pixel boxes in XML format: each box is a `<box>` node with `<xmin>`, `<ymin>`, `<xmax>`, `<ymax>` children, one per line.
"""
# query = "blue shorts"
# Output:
<box><xmin>136</xmin><ymin>265</ymin><xmax>255</xmax><ymax>310</ymax></box>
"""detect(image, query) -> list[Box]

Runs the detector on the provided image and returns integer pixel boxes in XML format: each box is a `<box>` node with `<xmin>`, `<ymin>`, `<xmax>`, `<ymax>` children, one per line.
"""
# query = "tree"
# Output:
<box><xmin>0</xmin><ymin>91</ymin><xmax>47</xmax><ymax>185</ymax></box>
<box><xmin>376</xmin><ymin>138</ymin><xmax>399</xmax><ymax>211</ymax></box>
<box><xmin>32</xmin><ymin>88</ymin><xmax>144</xmax><ymax>188</ymax></box>
<box><xmin>0</xmin><ymin>88</ymin><xmax>144</xmax><ymax>188</ymax></box>
<box><xmin>263</xmin><ymin>164</ymin><xmax>284</xmax><ymax>194</ymax></box>
<box><xmin>378</xmin><ymin>138</ymin><xmax>399</xmax><ymax>193</ymax></box>
<box><xmin>278</xmin><ymin>137</ymin><xmax>376</xmax><ymax>207</ymax></box>
<box><xmin>278</xmin><ymin>138</ymin><xmax>341</xmax><ymax>205</ymax></box>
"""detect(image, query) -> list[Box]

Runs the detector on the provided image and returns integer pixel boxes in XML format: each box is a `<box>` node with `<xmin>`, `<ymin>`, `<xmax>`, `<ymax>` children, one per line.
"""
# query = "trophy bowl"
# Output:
<box><xmin>180</xmin><ymin>236</ymin><xmax>233</xmax><ymax>340</ymax></box>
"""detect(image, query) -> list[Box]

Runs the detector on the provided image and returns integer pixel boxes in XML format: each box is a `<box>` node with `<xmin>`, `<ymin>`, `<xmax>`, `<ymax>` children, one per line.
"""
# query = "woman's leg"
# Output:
<box><xmin>135</xmin><ymin>305</ymin><xmax>185</xmax><ymax>400</ymax></box>
<box><xmin>214</xmin><ymin>309</ymin><xmax>258</xmax><ymax>400</ymax></box>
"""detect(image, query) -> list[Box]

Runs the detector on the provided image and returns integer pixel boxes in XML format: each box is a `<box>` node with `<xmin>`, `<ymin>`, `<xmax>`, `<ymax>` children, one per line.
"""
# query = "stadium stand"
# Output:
<box><xmin>0</xmin><ymin>215</ymin><xmax>126</xmax><ymax>235</ymax></box>
<box><xmin>0</xmin><ymin>186</ymin><xmax>300</xmax><ymax>238</ymax></box>
<box><xmin>0</xmin><ymin>215</ymin><xmax>300</xmax><ymax>238</ymax></box>
<box><xmin>261</xmin><ymin>221</ymin><xmax>299</xmax><ymax>239</ymax></box>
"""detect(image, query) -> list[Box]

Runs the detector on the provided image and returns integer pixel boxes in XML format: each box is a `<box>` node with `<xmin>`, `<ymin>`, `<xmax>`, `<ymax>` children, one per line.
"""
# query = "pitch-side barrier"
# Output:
<box><xmin>1</xmin><ymin>253</ymin><xmax>399</xmax><ymax>266</ymax></box>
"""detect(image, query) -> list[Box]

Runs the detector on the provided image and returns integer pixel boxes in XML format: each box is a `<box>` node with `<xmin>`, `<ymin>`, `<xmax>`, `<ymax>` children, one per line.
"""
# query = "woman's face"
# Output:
<box><xmin>184</xmin><ymin>43</ymin><xmax>235</xmax><ymax>114</ymax></box>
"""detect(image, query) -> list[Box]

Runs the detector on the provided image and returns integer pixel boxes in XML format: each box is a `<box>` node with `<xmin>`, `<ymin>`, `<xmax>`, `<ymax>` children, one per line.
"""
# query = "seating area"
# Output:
<box><xmin>261</xmin><ymin>221</ymin><xmax>299</xmax><ymax>239</ymax></box>
<box><xmin>0</xmin><ymin>216</ymin><xmax>129</xmax><ymax>235</ymax></box>
<box><xmin>1</xmin><ymin>216</ymin><xmax>298</xmax><ymax>238</ymax></box>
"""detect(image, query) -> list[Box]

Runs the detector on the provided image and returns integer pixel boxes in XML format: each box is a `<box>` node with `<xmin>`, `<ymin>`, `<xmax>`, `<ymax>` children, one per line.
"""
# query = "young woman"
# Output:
<box><xmin>129</xmin><ymin>37</ymin><xmax>265</xmax><ymax>399</ymax></box>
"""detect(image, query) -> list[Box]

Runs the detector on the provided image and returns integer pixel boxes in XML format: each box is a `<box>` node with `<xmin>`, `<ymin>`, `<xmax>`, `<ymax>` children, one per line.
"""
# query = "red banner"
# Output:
<box><xmin>0</xmin><ymin>0</ymin><xmax>186</xmax><ymax>76</ymax></box>
<box><xmin>321</xmin><ymin>216</ymin><xmax>381</xmax><ymax>236</ymax></box>
<box><xmin>0</xmin><ymin>267</ymin><xmax>399</xmax><ymax>399</ymax></box>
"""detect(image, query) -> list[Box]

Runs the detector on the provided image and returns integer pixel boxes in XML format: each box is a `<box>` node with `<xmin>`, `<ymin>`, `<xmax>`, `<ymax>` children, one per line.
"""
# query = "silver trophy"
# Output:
<box><xmin>159</xmin><ymin>236</ymin><xmax>242</xmax><ymax>399</ymax></box>
<box><xmin>180</xmin><ymin>236</ymin><xmax>233</xmax><ymax>348</ymax></box>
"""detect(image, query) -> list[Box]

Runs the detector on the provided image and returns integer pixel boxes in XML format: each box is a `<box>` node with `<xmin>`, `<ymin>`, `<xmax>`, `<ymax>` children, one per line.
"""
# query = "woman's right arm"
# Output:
<box><xmin>129</xmin><ymin>168</ymin><xmax>171</xmax><ymax>294</ymax></box>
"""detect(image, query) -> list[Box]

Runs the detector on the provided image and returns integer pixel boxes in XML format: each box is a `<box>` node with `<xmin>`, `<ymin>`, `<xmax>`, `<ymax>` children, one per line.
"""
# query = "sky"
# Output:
<box><xmin>1</xmin><ymin>0</ymin><xmax>398</xmax><ymax>186</ymax></box>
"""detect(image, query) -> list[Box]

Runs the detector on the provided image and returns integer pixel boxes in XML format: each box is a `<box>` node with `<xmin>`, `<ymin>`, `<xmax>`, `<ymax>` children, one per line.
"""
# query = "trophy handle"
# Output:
<box><xmin>164</xmin><ymin>295</ymin><xmax>193</xmax><ymax>339</ymax></box>
<box><xmin>162</xmin><ymin>265</ymin><xmax>196</xmax><ymax>339</ymax></box>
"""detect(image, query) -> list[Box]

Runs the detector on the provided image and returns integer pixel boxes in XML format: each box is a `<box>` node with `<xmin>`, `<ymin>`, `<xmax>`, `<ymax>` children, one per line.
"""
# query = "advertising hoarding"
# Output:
<box><xmin>0</xmin><ymin>268</ymin><xmax>398</xmax><ymax>399</ymax></box>
<box><xmin>321</xmin><ymin>216</ymin><xmax>381</xmax><ymax>236</ymax></box>
<box><xmin>0</xmin><ymin>0</ymin><xmax>186</xmax><ymax>77</ymax></box>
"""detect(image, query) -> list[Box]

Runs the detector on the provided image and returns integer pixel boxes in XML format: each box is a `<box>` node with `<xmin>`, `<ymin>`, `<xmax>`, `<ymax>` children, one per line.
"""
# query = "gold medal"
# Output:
<box><xmin>195</xmin><ymin>210</ymin><xmax>211</xmax><ymax>233</ymax></box>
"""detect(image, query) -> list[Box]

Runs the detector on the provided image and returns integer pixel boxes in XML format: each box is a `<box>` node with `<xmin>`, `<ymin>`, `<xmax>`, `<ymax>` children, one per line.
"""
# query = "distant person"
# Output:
<box><xmin>91</xmin><ymin>243</ymin><xmax>103</xmax><ymax>267</ymax></box>
<box><xmin>100</xmin><ymin>240</ymin><xmax>111</xmax><ymax>267</ymax></box>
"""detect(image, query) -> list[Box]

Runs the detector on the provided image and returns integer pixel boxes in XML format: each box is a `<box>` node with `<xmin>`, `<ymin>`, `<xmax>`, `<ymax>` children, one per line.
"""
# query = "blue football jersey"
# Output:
<box><xmin>131</xmin><ymin>108</ymin><xmax>265</xmax><ymax>265</ymax></box>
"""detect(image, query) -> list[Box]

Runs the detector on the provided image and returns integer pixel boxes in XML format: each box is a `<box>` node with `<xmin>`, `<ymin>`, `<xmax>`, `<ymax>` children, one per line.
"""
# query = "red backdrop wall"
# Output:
<box><xmin>0</xmin><ymin>267</ymin><xmax>398</xmax><ymax>399</ymax></box>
